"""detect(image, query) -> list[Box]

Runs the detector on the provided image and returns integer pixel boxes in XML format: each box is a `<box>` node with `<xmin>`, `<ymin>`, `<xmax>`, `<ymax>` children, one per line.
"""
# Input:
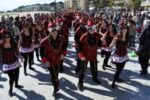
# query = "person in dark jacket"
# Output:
<box><xmin>74</xmin><ymin>18</ymin><xmax>87</xmax><ymax>74</ymax></box>
<box><xmin>138</xmin><ymin>24</ymin><xmax>150</xmax><ymax>75</ymax></box>
<box><xmin>40</xmin><ymin>22</ymin><xmax>67</xmax><ymax>96</ymax></box>
<box><xmin>77</xmin><ymin>20</ymin><xmax>103</xmax><ymax>90</ymax></box>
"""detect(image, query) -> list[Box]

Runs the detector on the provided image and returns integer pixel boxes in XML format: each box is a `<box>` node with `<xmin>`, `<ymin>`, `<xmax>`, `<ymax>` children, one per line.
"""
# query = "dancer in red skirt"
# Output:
<box><xmin>0</xmin><ymin>29</ymin><xmax>23</xmax><ymax>97</ymax></box>
<box><xmin>18</xmin><ymin>21</ymin><xmax>35</xmax><ymax>76</ymax></box>
<box><xmin>110</xmin><ymin>26</ymin><xmax>129</xmax><ymax>88</ymax></box>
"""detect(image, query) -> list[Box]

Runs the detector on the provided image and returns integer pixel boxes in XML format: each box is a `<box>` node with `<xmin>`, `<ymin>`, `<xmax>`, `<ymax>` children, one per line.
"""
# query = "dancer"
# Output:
<box><xmin>18</xmin><ymin>21</ymin><xmax>35</xmax><ymax>76</ymax></box>
<box><xmin>74</xmin><ymin>18</ymin><xmax>87</xmax><ymax>74</ymax></box>
<box><xmin>40</xmin><ymin>22</ymin><xmax>67</xmax><ymax>95</ymax></box>
<box><xmin>77</xmin><ymin>20</ymin><xmax>103</xmax><ymax>90</ymax></box>
<box><xmin>138</xmin><ymin>23</ymin><xmax>150</xmax><ymax>75</ymax></box>
<box><xmin>102</xmin><ymin>24</ymin><xmax>117</xmax><ymax>70</ymax></box>
<box><xmin>110</xmin><ymin>26</ymin><xmax>129</xmax><ymax>88</ymax></box>
<box><xmin>0</xmin><ymin>29</ymin><xmax>23</xmax><ymax>97</ymax></box>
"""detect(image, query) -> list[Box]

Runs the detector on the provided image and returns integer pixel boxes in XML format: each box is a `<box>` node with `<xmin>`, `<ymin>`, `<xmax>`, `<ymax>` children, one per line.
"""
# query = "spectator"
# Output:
<box><xmin>138</xmin><ymin>23</ymin><xmax>150</xmax><ymax>75</ymax></box>
<box><xmin>128</xmin><ymin>20</ymin><xmax>136</xmax><ymax>47</ymax></box>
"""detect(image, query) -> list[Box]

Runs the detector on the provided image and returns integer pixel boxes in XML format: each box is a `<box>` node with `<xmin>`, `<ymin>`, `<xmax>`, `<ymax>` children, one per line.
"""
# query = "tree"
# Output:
<box><xmin>90</xmin><ymin>0</ymin><xmax>106</xmax><ymax>11</ymax></box>
<box><xmin>109</xmin><ymin>0</ymin><xmax>114</xmax><ymax>9</ymax></box>
<box><xmin>130</xmin><ymin>0</ymin><xmax>141</xmax><ymax>15</ymax></box>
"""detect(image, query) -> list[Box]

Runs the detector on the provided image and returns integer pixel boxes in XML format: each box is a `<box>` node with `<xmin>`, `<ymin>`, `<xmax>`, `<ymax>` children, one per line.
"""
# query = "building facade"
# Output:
<box><xmin>78</xmin><ymin>0</ymin><xmax>89</xmax><ymax>10</ymax></box>
<box><xmin>65</xmin><ymin>0</ymin><xmax>89</xmax><ymax>11</ymax></box>
<box><xmin>141</xmin><ymin>0</ymin><xmax>150</xmax><ymax>11</ymax></box>
<box><xmin>64</xmin><ymin>0</ymin><xmax>127</xmax><ymax>11</ymax></box>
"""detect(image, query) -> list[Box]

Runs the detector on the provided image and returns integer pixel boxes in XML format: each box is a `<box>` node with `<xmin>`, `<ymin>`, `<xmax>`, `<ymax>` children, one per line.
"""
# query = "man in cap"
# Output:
<box><xmin>77</xmin><ymin>20</ymin><xmax>103</xmax><ymax>90</ymax></box>
<box><xmin>40</xmin><ymin>22</ymin><xmax>67</xmax><ymax>95</ymax></box>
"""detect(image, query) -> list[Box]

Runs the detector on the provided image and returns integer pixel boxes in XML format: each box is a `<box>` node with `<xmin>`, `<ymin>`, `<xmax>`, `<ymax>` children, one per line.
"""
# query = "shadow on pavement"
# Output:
<box><xmin>66</xmin><ymin>49</ymin><xmax>76</xmax><ymax>58</ymax></box>
<box><xmin>14</xmin><ymin>88</ymin><xmax>46</xmax><ymax>100</ymax></box>
<box><xmin>128</xmin><ymin>59</ymin><xmax>139</xmax><ymax>63</ymax></box>
<box><xmin>63</xmin><ymin>58</ymin><xmax>78</xmax><ymax>78</ymax></box>
<box><xmin>56</xmin><ymin>77</ymin><xmax>93</xmax><ymax>100</ymax></box>
<box><xmin>0</xmin><ymin>75</ymin><xmax>7</xmax><ymax>89</ymax></box>
<box><xmin>0</xmin><ymin>84</ymin><xmax>3</xmax><ymax>88</ymax></box>
<box><xmin>0</xmin><ymin>75</ymin><xmax>7</xmax><ymax>81</ymax></box>
<box><xmin>27</xmin><ymin>68</ymin><xmax>51</xmax><ymax>84</ymax></box>
<box><xmin>62</xmin><ymin>47</ymin><xmax>150</xmax><ymax>100</ymax></box>
<box><xmin>55</xmin><ymin>93</ymin><xmax>74</xmax><ymax>100</ymax></box>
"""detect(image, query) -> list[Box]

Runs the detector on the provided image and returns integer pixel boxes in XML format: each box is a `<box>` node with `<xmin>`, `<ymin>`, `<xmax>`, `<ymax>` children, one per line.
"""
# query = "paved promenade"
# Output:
<box><xmin>0</xmin><ymin>31</ymin><xmax>150</xmax><ymax>100</ymax></box>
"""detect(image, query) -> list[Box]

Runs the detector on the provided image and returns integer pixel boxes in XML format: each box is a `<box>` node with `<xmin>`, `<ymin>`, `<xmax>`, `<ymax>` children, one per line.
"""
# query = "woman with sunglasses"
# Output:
<box><xmin>0</xmin><ymin>29</ymin><xmax>23</xmax><ymax>97</ymax></box>
<box><xmin>18</xmin><ymin>21</ymin><xmax>35</xmax><ymax>76</ymax></box>
<box><xmin>40</xmin><ymin>22</ymin><xmax>67</xmax><ymax>96</ymax></box>
<box><xmin>110</xmin><ymin>26</ymin><xmax>129</xmax><ymax>88</ymax></box>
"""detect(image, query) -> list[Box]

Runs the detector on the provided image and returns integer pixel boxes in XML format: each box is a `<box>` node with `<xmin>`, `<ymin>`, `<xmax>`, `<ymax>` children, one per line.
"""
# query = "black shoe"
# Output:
<box><xmin>52</xmin><ymin>90</ymin><xmax>57</xmax><ymax>96</ymax></box>
<box><xmin>78</xmin><ymin>82</ymin><xmax>83</xmax><ymax>91</ymax></box>
<box><xmin>59</xmin><ymin>68</ymin><xmax>64</xmax><ymax>73</ymax></box>
<box><xmin>101</xmin><ymin>54</ymin><xmax>105</xmax><ymax>58</ymax></box>
<box><xmin>140</xmin><ymin>72</ymin><xmax>148</xmax><ymax>76</ymax></box>
<box><xmin>75</xmin><ymin>68</ymin><xmax>80</xmax><ymax>74</ymax></box>
<box><xmin>140</xmin><ymin>70</ymin><xmax>148</xmax><ymax>76</ymax></box>
<box><xmin>15</xmin><ymin>85</ymin><xmax>24</xmax><ymax>89</ymax></box>
<box><xmin>93</xmin><ymin>79</ymin><xmax>101</xmax><ymax>84</ymax></box>
<box><xmin>24</xmin><ymin>72</ymin><xmax>27</xmax><ymax>76</ymax></box>
<box><xmin>52</xmin><ymin>88</ymin><xmax>59</xmax><ymax>96</ymax></box>
<box><xmin>9</xmin><ymin>90</ymin><xmax>13</xmax><ymax>97</ymax></box>
<box><xmin>116</xmin><ymin>78</ymin><xmax>124</xmax><ymax>82</ymax></box>
<box><xmin>105</xmin><ymin>65</ymin><xmax>112</xmax><ymax>68</ymax></box>
<box><xmin>111</xmin><ymin>83</ymin><xmax>116</xmax><ymax>88</ymax></box>
<box><xmin>37</xmin><ymin>59</ymin><xmax>41</xmax><ymax>62</ymax></box>
<box><xmin>102</xmin><ymin>65</ymin><xmax>106</xmax><ymax>70</ymax></box>
<box><xmin>29</xmin><ymin>67</ymin><xmax>35</xmax><ymax>70</ymax></box>
<box><xmin>31</xmin><ymin>61</ymin><xmax>34</xmax><ymax>65</ymax></box>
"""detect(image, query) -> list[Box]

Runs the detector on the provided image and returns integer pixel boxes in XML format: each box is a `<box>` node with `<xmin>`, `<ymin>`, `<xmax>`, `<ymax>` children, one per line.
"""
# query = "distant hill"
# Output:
<box><xmin>11</xmin><ymin>2</ymin><xmax>64</xmax><ymax>12</ymax></box>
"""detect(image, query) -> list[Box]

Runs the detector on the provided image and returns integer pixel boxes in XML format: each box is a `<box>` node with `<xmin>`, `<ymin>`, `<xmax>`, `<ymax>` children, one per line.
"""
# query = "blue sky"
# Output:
<box><xmin>0</xmin><ymin>0</ymin><xmax>64</xmax><ymax>11</ymax></box>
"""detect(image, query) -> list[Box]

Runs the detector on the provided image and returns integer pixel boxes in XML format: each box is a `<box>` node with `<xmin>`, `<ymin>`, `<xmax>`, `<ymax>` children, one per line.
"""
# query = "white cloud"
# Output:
<box><xmin>0</xmin><ymin>0</ymin><xmax>63</xmax><ymax>11</ymax></box>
